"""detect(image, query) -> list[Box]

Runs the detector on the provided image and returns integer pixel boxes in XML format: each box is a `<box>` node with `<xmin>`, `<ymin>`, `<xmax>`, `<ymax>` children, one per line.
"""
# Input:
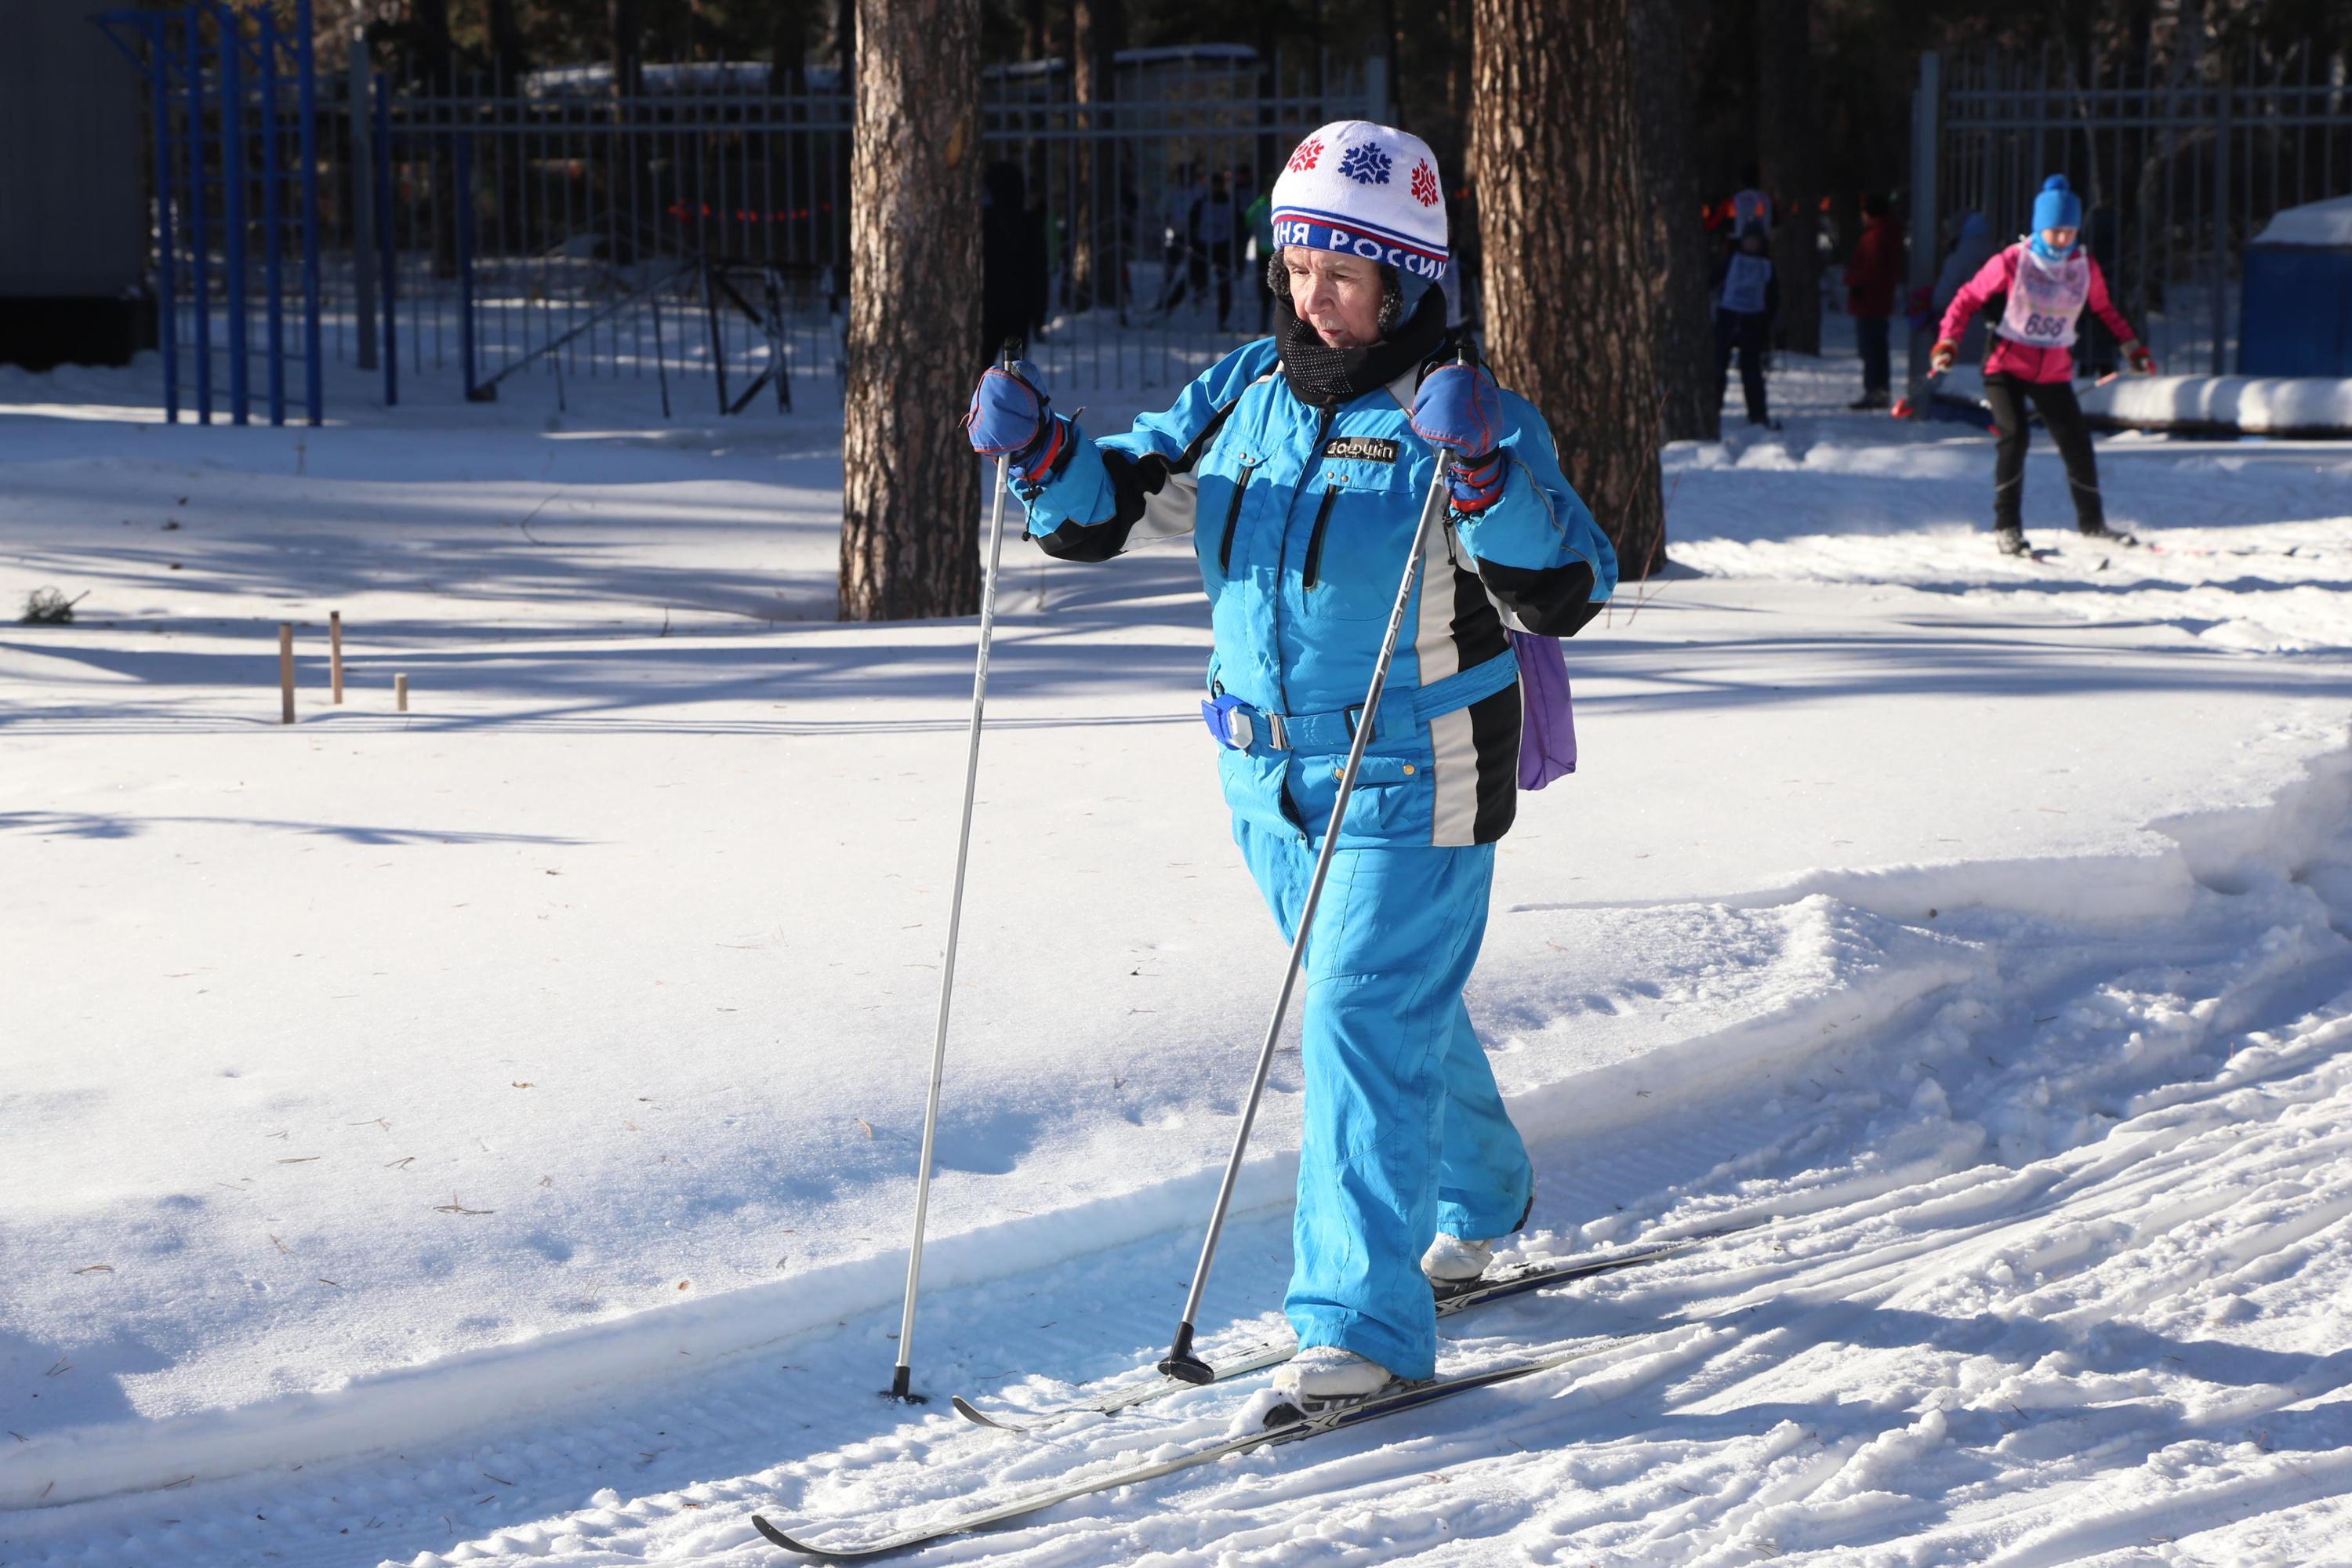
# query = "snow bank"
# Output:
<box><xmin>9</xmin><ymin>339</ymin><xmax>2352</xmax><ymax>1566</ymax></box>
<box><xmin>2081</xmin><ymin>373</ymin><xmax>2352</xmax><ymax>436</ymax></box>
<box><xmin>2252</xmin><ymin>194</ymin><xmax>2352</xmax><ymax>248</ymax></box>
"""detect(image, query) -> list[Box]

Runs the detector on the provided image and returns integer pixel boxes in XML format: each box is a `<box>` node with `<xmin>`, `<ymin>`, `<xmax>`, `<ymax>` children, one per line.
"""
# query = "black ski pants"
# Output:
<box><xmin>1856</xmin><ymin>314</ymin><xmax>1891</xmax><ymax>394</ymax></box>
<box><xmin>1982</xmin><ymin>372</ymin><xmax>2105</xmax><ymax>532</ymax></box>
<box><xmin>1715</xmin><ymin>309</ymin><xmax>1769</xmax><ymax>424</ymax></box>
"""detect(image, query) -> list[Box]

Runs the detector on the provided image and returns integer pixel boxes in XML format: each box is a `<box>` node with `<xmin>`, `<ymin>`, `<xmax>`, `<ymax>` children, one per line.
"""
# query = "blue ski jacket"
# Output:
<box><xmin>1016</xmin><ymin>338</ymin><xmax>1617</xmax><ymax>849</ymax></box>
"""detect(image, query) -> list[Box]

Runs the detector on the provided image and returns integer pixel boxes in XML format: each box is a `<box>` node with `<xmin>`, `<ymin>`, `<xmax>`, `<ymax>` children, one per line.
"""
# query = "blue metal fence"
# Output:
<box><xmin>97</xmin><ymin>0</ymin><xmax>323</xmax><ymax>426</ymax></box>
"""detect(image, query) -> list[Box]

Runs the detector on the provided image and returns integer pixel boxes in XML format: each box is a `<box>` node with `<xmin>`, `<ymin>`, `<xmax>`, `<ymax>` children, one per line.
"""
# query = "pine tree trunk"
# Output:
<box><xmin>839</xmin><ymin>0</ymin><xmax>984</xmax><ymax>621</ymax></box>
<box><xmin>485</xmin><ymin>0</ymin><xmax>526</xmax><ymax>82</ymax></box>
<box><xmin>1756</xmin><ymin>0</ymin><xmax>1821</xmax><ymax>355</ymax></box>
<box><xmin>1471</xmin><ymin>0</ymin><xmax>1667</xmax><ymax>577</ymax></box>
<box><xmin>1069</xmin><ymin>0</ymin><xmax>1110</xmax><ymax>311</ymax></box>
<box><xmin>607</xmin><ymin>0</ymin><xmax>641</xmax><ymax>96</ymax></box>
<box><xmin>1632</xmin><ymin>0</ymin><xmax>1718</xmax><ymax>443</ymax></box>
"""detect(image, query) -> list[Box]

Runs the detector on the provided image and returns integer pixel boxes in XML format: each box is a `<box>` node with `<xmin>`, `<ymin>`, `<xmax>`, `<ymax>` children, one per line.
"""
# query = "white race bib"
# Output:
<box><xmin>1720</xmin><ymin>254</ymin><xmax>1771</xmax><ymax>316</ymax></box>
<box><xmin>1996</xmin><ymin>247</ymin><xmax>2090</xmax><ymax>350</ymax></box>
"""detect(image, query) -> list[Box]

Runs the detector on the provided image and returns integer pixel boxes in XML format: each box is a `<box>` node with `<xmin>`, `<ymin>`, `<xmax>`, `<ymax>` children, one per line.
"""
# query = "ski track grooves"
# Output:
<box><xmin>6</xmin><ymin>742</ymin><xmax>2351</xmax><ymax>1567</ymax></box>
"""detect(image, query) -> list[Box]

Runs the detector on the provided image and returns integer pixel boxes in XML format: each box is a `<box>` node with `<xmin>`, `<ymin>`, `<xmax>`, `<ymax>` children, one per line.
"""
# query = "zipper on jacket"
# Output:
<box><xmin>1217</xmin><ymin>459</ymin><xmax>1255</xmax><ymax>574</ymax></box>
<box><xmin>1301</xmin><ymin>482</ymin><xmax>1340</xmax><ymax>590</ymax></box>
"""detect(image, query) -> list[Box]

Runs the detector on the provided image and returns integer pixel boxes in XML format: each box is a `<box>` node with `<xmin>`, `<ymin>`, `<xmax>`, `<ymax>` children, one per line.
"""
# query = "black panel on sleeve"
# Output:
<box><xmin>1024</xmin><ymin>394</ymin><xmax>1249</xmax><ymax>563</ymax></box>
<box><xmin>1475</xmin><ymin>558</ymin><xmax>1603</xmax><ymax>638</ymax></box>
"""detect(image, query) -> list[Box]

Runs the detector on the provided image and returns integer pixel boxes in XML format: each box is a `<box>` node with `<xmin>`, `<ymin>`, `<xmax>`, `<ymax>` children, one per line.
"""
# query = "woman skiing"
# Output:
<box><xmin>964</xmin><ymin>121</ymin><xmax>1617</xmax><ymax>1412</ymax></box>
<box><xmin>1933</xmin><ymin>175</ymin><xmax>2157</xmax><ymax>556</ymax></box>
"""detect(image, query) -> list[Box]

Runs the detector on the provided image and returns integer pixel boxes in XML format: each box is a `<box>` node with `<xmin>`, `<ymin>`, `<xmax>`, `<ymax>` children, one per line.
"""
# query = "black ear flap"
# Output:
<box><xmin>1376</xmin><ymin>266</ymin><xmax>1403</xmax><ymax>332</ymax></box>
<box><xmin>1265</xmin><ymin>251</ymin><xmax>1287</xmax><ymax>299</ymax></box>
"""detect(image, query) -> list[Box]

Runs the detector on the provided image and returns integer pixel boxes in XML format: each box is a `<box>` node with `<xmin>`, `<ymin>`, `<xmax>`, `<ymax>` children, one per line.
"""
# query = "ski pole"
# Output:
<box><xmin>1157</xmin><ymin>435</ymin><xmax>1460</xmax><ymax>1384</ymax></box>
<box><xmin>887</xmin><ymin>343</ymin><xmax>1023</xmax><ymax>1403</ymax></box>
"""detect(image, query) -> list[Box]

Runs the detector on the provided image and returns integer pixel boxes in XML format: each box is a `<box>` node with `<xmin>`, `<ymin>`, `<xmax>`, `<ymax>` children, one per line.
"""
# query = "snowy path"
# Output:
<box><xmin>6</xmin><ymin>348</ymin><xmax>2352</xmax><ymax>1564</ymax></box>
<box><xmin>11</xmin><ymin>749</ymin><xmax>2352</xmax><ymax>1566</ymax></box>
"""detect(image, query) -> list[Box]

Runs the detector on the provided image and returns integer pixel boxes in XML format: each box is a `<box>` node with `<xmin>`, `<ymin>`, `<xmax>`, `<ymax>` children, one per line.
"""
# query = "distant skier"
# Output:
<box><xmin>1714</xmin><ymin>221</ymin><xmax>1779</xmax><ymax>427</ymax></box>
<box><xmin>1156</xmin><ymin>164</ymin><xmax>1205</xmax><ymax>314</ymax></box>
<box><xmin>1843</xmin><ymin>193</ymin><xmax>1902</xmax><ymax>410</ymax></box>
<box><xmin>1191</xmin><ymin>169</ymin><xmax>1240</xmax><ymax>330</ymax></box>
<box><xmin>1933</xmin><ymin>175</ymin><xmax>2158</xmax><ymax>557</ymax></box>
<box><xmin>964</xmin><ymin>121</ymin><xmax>1617</xmax><ymax>1414</ymax></box>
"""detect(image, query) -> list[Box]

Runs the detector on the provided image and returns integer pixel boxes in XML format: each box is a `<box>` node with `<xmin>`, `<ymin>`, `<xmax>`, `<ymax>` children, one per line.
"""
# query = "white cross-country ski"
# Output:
<box><xmin>948</xmin><ymin>1227</ymin><xmax>1742</xmax><ymax>1432</ymax></box>
<box><xmin>752</xmin><ymin>1333</ymin><xmax>1644</xmax><ymax>1559</ymax></box>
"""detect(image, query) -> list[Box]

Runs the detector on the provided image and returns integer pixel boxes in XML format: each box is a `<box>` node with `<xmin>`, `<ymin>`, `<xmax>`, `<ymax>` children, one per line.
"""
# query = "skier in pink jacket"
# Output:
<box><xmin>1933</xmin><ymin>176</ymin><xmax>2158</xmax><ymax>557</ymax></box>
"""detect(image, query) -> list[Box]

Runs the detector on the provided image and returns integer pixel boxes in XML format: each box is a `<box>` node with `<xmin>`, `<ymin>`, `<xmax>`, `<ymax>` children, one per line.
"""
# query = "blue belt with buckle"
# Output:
<box><xmin>1200</xmin><ymin>648</ymin><xmax>1519</xmax><ymax>757</ymax></box>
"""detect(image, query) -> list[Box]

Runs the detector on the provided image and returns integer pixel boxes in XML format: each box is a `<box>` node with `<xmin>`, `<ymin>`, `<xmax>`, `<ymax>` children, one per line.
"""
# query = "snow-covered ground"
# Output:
<box><xmin>5</xmin><ymin>334</ymin><xmax>2351</xmax><ymax>1566</ymax></box>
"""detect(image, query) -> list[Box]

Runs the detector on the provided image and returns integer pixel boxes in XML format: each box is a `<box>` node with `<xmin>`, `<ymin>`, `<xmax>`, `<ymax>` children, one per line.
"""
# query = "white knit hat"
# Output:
<box><xmin>1269</xmin><ymin>121</ymin><xmax>1449</xmax><ymax>283</ymax></box>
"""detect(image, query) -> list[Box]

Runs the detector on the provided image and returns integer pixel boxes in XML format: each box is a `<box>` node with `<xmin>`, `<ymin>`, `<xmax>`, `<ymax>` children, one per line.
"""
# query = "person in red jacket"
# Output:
<box><xmin>1843</xmin><ymin>193</ymin><xmax>1904</xmax><ymax>410</ymax></box>
<box><xmin>1933</xmin><ymin>175</ymin><xmax>2158</xmax><ymax>557</ymax></box>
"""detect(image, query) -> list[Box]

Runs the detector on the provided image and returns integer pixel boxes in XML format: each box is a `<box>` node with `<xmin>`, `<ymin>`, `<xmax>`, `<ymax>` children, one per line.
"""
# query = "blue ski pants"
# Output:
<box><xmin>1235</xmin><ymin>818</ymin><xmax>1534</xmax><ymax>1381</ymax></box>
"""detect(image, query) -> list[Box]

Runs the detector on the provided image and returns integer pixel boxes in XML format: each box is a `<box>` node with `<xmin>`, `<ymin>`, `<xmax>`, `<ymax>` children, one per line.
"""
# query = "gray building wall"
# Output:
<box><xmin>0</xmin><ymin>0</ymin><xmax>149</xmax><ymax>365</ymax></box>
<box><xmin>0</xmin><ymin>0</ymin><xmax>147</xmax><ymax>296</ymax></box>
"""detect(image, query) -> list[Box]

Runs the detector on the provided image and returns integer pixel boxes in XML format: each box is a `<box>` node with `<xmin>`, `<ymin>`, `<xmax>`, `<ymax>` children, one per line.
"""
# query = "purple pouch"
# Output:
<box><xmin>1509</xmin><ymin>629</ymin><xmax>1577</xmax><ymax>789</ymax></box>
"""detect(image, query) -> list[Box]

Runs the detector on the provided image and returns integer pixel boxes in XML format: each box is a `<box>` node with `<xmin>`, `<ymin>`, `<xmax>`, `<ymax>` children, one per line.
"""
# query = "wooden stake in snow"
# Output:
<box><xmin>278</xmin><ymin>624</ymin><xmax>296</xmax><ymax>724</ymax></box>
<box><xmin>394</xmin><ymin>673</ymin><xmax>409</xmax><ymax>713</ymax></box>
<box><xmin>330</xmin><ymin>611</ymin><xmax>345</xmax><ymax>703</ymax></box>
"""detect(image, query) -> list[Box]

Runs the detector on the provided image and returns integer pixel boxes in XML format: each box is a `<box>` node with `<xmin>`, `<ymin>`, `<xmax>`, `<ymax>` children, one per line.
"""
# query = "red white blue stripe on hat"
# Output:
<box><xmin>1271</xmin><ymin>207</ymin><xmax>1449</xmax><ymax>281</ymax></box>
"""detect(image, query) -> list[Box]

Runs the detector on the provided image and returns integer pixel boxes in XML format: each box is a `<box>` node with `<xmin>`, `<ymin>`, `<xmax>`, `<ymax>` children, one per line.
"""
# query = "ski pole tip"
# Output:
<box><xmin>1156</xmin><ymin>1322</ymin><xmax>1216</xmax><ymax>1385</ymax></box>
<box><xmin>881</xmin><ymin>1364</ymin><xmax>931</xmax><ymax>1405</ymax></box>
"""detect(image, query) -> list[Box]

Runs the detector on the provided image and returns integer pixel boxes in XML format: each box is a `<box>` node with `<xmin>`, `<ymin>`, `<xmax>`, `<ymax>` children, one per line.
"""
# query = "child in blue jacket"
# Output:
<box><xmin>967</xmin><ymin>121</ymin><xmax>1617</xmax><ymax>1410</ymax></box>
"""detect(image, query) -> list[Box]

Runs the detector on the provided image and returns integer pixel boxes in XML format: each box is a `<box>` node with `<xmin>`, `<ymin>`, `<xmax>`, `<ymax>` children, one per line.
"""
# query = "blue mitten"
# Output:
<box><xmin>1410</xmin><ymin>361</ymin><xmax>1508</xmax><ymax>514</ymax></box>
<box><xmin>964</xmin><ymin>361</ymin><xmax>1067</xmax><ymax>480</ymax></box>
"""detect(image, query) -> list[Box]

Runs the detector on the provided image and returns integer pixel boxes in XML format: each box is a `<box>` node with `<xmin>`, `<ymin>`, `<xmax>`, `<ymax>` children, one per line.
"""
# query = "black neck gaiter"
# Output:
<box><xmin>1274</xmin><ymin>283</ymin><xmax>1450</xmax><ymax>408</ymax></box>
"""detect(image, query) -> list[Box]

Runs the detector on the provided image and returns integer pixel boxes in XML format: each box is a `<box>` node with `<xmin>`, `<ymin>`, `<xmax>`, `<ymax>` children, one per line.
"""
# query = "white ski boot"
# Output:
<box><xmin>1421</xmin><ymin>1232</ymin><xmax>1497</xmax><ymax>1287</ymax></box>
<box><xmin>1270</xmin><ymin>1346</ymin><xmax>1399</xmax><ymax>1416</ymax></box>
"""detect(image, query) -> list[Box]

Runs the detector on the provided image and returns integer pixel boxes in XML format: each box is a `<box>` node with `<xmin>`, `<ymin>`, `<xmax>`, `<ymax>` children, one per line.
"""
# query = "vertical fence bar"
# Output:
<box><xmin>298</xmin><ymin>0</ymin><xmax>322</xmax><ymax>424</ymax></box>
<box><xmin>1907</xmin><ymin>52</ymin><xmax>1940</xmax><ymax>394</ymax></box>
<box><xmin>457</xmin><ymin>131</ymin><xmax>480</xmax><ymax>399</ymax></box>
<box><xmin>188</xmin><ymin>5</ymin><xmax>212</xmax><ymax>423</ymax></box>
<box><xmin>220</xmin><ymin>3</ymin><xmax>249</xmax><ymax>424</ymax></box>
<box><xmin>150</xmin><ymin>16</ymin><xmax>182</xmax><ymax>424</ymax></box>
<box><xmin>2212</xmin><ymin>64</ymin><xmax>2230</xmax><ymax>374</ymax></box>
<box><xmin>350</xmin><ymin>34</ymin><xmax>379</xmax><ymax>373</ymax></box>
<box><xmin>260</xmin><ymin>6</ymin><xmax>285</xmax><ymax>426</ymax></box>
<box><xmin>376</xmin><ymin>73</ymin><xmax>397</xmax><ymax>405</ymax></box>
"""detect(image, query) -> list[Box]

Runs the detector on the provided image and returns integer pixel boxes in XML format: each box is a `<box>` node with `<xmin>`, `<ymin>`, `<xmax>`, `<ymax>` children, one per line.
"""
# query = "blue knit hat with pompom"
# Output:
<box><xmin>2031</xmin><ymin>175</ymin><xmax>2082</xmax><ymax>234</ymax></box>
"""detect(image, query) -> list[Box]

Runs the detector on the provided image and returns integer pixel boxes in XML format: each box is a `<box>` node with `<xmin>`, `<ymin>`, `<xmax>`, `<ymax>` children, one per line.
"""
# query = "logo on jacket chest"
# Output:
<box><xmin>1321</xmin><ymin>435</ymin><xmax>1400</xmax><ymax>464</ymax></box>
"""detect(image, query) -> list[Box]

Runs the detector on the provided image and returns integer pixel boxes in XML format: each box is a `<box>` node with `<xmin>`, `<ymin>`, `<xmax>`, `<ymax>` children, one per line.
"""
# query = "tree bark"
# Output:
<box><xmin>1632</xmin><ymin>0</ymin><xmax>1718</xmax><ymax>443</ymax></box>
<box><xmin>1069</xmin><ymin>0</ymin><xmax>1117</xmax><ymax>311</ymax></box>
<box><xmin>1471</xmin><ymin>0</ymin><xmax>1666</xmax><ymax>577</ymax></box>
<box><xmin>840</xmin><ymin>0</ymin><xmax>984</xmax><ymax>620</ymax></box>
<box><xmin>1755</xmin><ymin>0</ymin><xmax>1821</xmax><ymax>354</ymax></box>
<box><xmin>485</xmin><ymin>0</ymin><xmax>526</xmax><ymax>83</ymax></box>
<box><xmin>607</xmin><ymin>0</ymin><xmax>641</xmax><ymax>97</ymax></box>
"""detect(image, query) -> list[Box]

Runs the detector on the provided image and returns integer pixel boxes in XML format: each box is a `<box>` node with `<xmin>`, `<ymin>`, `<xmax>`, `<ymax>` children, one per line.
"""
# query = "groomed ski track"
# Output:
<box><xmin>10</xmin><ymin>741</ymin><xmax>2352</xmax><ymax>1566</ymax></box>
<box><xmin>10</xmin><ymin>345</ymin><xmax>2352</xmax><ymax>1566</ymax></box>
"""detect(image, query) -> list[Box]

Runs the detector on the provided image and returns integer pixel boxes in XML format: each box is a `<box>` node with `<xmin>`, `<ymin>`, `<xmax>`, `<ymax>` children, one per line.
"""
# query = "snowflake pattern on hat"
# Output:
<box><xmin>1338</xmin><ymin>143</ymin><xmax>1392</xmax><ymax>185</ymax></box>
<box><xmin>1269</xmin><ymin>120</ymin><xmax>1450</xmax><ymax>281</ymax></box>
